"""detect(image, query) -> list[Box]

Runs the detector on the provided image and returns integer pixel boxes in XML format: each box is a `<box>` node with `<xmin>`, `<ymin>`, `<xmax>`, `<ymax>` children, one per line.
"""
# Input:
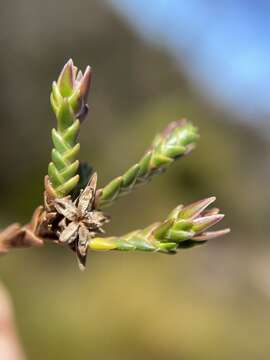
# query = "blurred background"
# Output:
<box><xmin>0</xmin><ymin>0</ymin><xmax>270</xmax><ymax>359</ymax></box>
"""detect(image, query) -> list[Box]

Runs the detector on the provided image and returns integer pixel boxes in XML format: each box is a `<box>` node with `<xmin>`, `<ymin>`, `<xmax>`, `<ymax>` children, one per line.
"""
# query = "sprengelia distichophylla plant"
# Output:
<box><xmin>0</xmin><ymin>60</ymin><xmax>230</xmax><ymax>270</ymax></box>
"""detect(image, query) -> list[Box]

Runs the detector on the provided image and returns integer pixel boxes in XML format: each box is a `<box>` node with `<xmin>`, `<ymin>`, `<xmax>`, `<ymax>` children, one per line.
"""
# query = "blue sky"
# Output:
<box><xmin>109</xmin><ymin>0</ymin><xmax>270</xmax><ymax>125</ymax></box>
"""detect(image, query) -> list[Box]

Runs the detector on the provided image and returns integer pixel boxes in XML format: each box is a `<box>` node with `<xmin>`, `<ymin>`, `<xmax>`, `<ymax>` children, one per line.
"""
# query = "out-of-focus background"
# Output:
<box><xmin>0</xmin><ymin>0</ymin><xmax>270</xmax><ymax>359</ymax></box>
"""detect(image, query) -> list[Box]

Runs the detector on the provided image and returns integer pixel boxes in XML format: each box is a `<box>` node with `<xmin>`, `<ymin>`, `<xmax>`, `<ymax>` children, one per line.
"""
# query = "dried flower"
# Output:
<box><xmin>53</xmin><ymin>173</ymin><xmax>109</xmax><ymax>270</ymax></box>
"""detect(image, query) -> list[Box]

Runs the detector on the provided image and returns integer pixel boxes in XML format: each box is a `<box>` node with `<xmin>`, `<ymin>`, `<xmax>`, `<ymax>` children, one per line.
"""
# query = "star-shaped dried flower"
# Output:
<box><xmin>53</xmin><ymin>173</ymin><xmax>109</xmax><ymax>270</ymax></box>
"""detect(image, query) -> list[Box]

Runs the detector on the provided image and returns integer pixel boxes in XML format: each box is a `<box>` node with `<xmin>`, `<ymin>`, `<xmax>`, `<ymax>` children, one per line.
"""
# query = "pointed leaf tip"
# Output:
<box><xmin>57</xmin><ymin>60</ymin><xmax>75</xmax><ymax>97</ymax></box>
<box><xmin>192</xmin><ymin>214</ymin><xmax>224</xmax><ymax>233</ymax></box>
<box><xmin>79</xmin><ymin>66</ymin><xmax>92</xmax><ymax>101</ymax></box>
<box><xmin>193</xmin><ymin>228</ymin><xmax>230</xmax><ymax>241</ymax></box>
<box><xmin>180</xmin><ymin>196</ymin><xmax>216</xmax><ymax>220</ymax></box>
<box><xmin>67</xmin><ymin>58</ymin><xmax>74</xmax><ymax>66</ymax></box>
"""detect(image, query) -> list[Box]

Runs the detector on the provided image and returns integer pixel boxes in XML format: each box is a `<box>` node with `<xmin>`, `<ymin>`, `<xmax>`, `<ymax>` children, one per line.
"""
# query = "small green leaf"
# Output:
<box><xmin>165</xmin><ymin>229</ymin><xmax>194</xmax><ymax>242</ymax></box>
<box><xmin>151</xmin><ymin>154</ymin><xmax>173</xmax><ymax>168</ymax></box>
<box><xmin>51</xmin><ymin>149</ymin><xmax>67</xmax><ymax>170</ymax></box>
<box><xmin>57</xmin><ymin>99</ymin><xmax>75</xmax><ymax>132</ymax></box>
<box><xmin>173</xmin><ymin>219</ymin><xmax>193</xmax><ymax>231</ymax></box>
<box><xmin>62</xmin><ymin>144</ymin><xmax>80</xmax><ymax>163</ymax></box>
<box><xmin>57</xmin><ymin>59</ymin><xmax>74</xmax><ymax>97</ymax></box>
<box><xmin>51</xmin><ymin>81</ymin><xmax>63</xmax><ymax>105</ymax></box>
<box><xmin>48</xmin><ymin>162</ymin><xmax>63</xmax><ymax>187</ymax></box>
<box><xmin>56</xmin><ymin>175</ymin><xmax>80</xmax><ymax>197</ymax></box>
<box><xmin>63</xmin><ymin>119</ymin><xmax>80</xmax><ymax>145</ymax></box>
<box><xmin>60</xmin><ymin>160</ymin><xmax>79</xmax><ymax>181</ymax></box>
<box><xmin>137</xmin><ymin>152</ymin><xmax>151</xmax><ymax>177</ymax></box>
<box><xmin>115</xmin><ymin>239</ymin><xmax>135</xmax><ymax>251</ymax></box>
<box><xmin>101</xmin><ymin>177</ymin><xmax>123</xmax><ymax>201</ymax></box>
<box><xmin>122</xmin><ymin>164</ymin><xmax>140</xmax><ymax>187</ymax></box>
<box><xmin>152</xmin><ymin>220</ymin><xmax>173</xmax><ymax>240</ymax></box>
<box><xmin>52</xmin><ymin>129</ymin><xmax>69</xmax><ymax>153</ymax></box>
<box><xmin>163</xmin><ymin>145</ymin><xmax>186</xmax><ymax>158</ymax></box>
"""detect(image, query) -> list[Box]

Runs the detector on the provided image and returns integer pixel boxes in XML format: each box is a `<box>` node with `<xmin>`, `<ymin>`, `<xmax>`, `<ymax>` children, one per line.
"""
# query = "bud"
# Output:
<box><xmin>52</xmin><ymin>59</ymin><xmax>92</xmax><ymax>122</ymax></box>
<box><xmin>151</xmin><ymin>197</ymin><xmax>230</xmax><ymax>247</ymax></box>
